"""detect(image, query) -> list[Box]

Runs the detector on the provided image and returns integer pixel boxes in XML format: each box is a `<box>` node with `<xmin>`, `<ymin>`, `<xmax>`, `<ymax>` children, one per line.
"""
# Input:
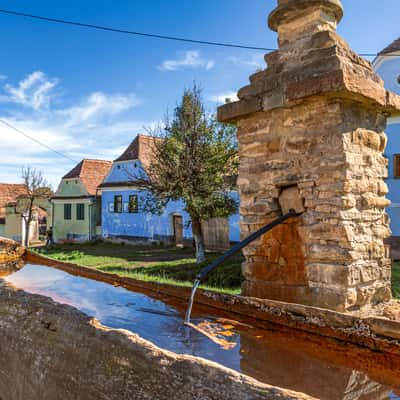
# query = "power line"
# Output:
<box><xmin>0</xmin><ymin>8</ymin><xmax>393</xmax><ymax>58</ymax></box>
<box><xmin>0</xmin><ymin>119</ymin><xmax>78</xmax><ymax>163</ymax></box>
<box><xmin>0</xmin><ymin>8</ymin><xmax>275</xmax><ymax>52</ymax></box>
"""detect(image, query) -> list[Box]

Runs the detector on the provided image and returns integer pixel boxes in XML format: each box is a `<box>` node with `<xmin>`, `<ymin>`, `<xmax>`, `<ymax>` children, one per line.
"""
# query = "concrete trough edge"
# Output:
<box><xmin>26</xmin><ymin>251</ymin><xmax>400</xmax><ymax>357</ymax></box>
<box><xmin>0</xmin><ymin>276</ymin><xmax>315</xmax><ymax>400</ymax></box>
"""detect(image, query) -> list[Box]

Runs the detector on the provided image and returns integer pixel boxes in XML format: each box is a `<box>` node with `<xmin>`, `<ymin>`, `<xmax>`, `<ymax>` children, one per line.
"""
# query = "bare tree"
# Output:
<box><xmin>18</xmin><ymin>167</ymin><xmax>52</xmax><ymax>247</ymax></box>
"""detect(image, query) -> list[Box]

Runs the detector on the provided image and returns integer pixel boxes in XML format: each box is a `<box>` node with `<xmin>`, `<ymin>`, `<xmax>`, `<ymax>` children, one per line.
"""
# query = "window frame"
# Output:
<box><xmin>114</xmin><ymin>195</ymin><xmax>123</xmax><ymax>213</ymax></box>
<box><xmin>128</xmin><ymin>194</ymin><xmax>139</xmax><ymax>214</ymax></box>
<box><xmin>64</xmin><ymin>203</ymin><xmax>72</xmax><ymax>220</ymax></box>
<box><xmin>76</xmin><ymin>203</ymin><xmax>85</xmax><ymax>220</ymax></box>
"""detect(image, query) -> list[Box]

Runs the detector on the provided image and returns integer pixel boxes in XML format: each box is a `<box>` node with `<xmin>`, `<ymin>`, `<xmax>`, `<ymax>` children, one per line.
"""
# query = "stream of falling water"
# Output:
<box><xmin>185</xmin><ymin>278</ymin><xmax>200</xmax><ymax>323</ymax></box>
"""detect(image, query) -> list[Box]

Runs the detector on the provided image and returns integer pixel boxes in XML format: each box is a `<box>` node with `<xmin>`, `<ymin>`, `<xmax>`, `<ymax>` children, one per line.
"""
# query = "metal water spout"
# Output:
<box><xmin>184</xmin><ymin>209</ymin><xmax>304</xmax><ymax>323</ymax></box>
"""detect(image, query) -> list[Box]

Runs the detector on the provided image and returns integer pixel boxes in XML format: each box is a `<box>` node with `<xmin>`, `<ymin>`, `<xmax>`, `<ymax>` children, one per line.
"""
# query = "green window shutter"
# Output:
<box><xmin>114</xmin><ymin>195</ymin><xmax>123</xmax><ymax>213</ymax></box>
<box><xmin>64</xmin><ymin>204</ymin><xmax>72</xmax><ymax>220</ymax></box>
<box><xmin>77</xmin><ymin>204</ymin><xmax>85</xmax><ymax>220</ymax></box>
<box><xmin>128</xmin><ymin>195</ymin><xmax>138</xmax><ymax>213</ymax></box>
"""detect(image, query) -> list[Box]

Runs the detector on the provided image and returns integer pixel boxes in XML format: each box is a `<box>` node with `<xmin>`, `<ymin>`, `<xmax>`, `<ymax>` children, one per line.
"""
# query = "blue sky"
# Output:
<box><xmin>0</xmin><ymin>0</ymin><xmax>399</xmax><ymax>188</ymax></box>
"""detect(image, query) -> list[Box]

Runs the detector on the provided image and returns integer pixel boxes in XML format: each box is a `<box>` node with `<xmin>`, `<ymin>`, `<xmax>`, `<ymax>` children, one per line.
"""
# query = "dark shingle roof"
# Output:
<box><xmin>378</xmin><ymin>38</ymin><xmax>400</xmax><ymax>56</ymax></box>
<box><xmin>62</xmin><ymin>159</ymin><xmax>112</xmax><ymax>196</ymax></box>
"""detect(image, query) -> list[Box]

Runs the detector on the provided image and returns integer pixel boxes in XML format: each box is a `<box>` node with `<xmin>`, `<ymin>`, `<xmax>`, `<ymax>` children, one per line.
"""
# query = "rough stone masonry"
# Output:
<box><xmin>218</xmin><ymin>0</ymin><xmax>400</xmax><ymax>311</ymax></box>
<box><xmin>0</xmin><ymin>236</ymin><xmax>25</xmax><ymax>262</ymax></box>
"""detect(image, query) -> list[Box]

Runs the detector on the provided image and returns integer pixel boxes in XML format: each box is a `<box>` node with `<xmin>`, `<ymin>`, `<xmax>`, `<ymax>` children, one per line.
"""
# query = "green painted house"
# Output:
<box><xmin>51</xmin><ymin>159</ymin><xmax>112</xmax><ymax>243</ymax></box>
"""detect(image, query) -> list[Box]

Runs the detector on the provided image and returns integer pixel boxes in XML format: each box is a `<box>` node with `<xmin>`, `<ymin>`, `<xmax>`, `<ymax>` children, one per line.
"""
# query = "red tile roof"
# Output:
<box><xmin>114</xmin><ymin>134</ymin><xmax>160</xmax><ymax>169</ymax></box>
<box><xmin>0</xmin><ymin>183</ymin><xmax>28</xmax><ymax>219</ymax></box>
<box><xmin>378</xmin><ymin>38</ymin><xmax>400</xmax><ymax>56</ymax></box>
<box><xmin>63</xmin><ymin>159</ymin><xmax>112</xmax><ymax>196</ymax></box>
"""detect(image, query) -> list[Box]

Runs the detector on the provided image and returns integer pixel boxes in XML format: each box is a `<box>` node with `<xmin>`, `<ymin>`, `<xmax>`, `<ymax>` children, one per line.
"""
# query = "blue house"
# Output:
<box><xmin>374</xmin><ymin>39</ymin><xmax>400</xmax><ymax>251</ymax></box>
<box><xmin>99</xmin><ymin>135</ymin><xmax>240</xmax><ymax>248</ymax></box>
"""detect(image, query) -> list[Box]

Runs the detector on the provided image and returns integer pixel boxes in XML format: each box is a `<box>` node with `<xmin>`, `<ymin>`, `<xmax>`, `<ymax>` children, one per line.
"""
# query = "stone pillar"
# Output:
<box><xmin>218</xmin><ymin>0</ymin><xmax>400</xmax><ymax>311</ymax></box>
<box><xmin>0</xmin><ymin>237</ymin><xmax>25</xmax><ymax>262</ymax></box>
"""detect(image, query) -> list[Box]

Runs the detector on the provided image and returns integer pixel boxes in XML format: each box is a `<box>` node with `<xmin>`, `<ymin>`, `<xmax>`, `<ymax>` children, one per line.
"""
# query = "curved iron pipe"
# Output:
<box><xmin>197</xmin><ymin>209</ymin><xmax>303</xmax><ymax>283</ymax></box>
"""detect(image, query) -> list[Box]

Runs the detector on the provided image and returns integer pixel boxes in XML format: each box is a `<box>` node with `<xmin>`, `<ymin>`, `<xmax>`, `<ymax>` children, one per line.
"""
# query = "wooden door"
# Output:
<box><xmin>202</xmin><ymin>217</ymin><xmax>230</xmax><ymax>251</ymax></box>
<box><xmin>173</xmin><ymin>215</ymin><xmax>183</xmax><ymax>247</ymax></box>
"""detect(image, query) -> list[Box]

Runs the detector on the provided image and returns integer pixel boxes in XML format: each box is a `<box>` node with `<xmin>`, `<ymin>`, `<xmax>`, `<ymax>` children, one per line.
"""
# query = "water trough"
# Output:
<box><xmin>0</xmin><ymin>234</ymin><xmax>399</xmax><ymax>399</ymax></box>
<box><xmin>15</xmin><ymin>251</ymin><xmax>400</xmax><ymax>399</ymax></box>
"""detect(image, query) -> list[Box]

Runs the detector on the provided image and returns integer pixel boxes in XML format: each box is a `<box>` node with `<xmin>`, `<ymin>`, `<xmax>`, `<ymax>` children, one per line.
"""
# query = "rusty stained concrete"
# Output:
<box><xmin>0</xmin><ymin>275</ymin><xmax>315</xmax><ymax>400</ymax></box>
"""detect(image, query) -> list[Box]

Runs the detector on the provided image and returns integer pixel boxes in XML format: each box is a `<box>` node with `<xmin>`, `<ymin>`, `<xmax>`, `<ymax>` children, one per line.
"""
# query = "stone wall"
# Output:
<box><xmin>0</xmin><ymin>236</ymin><xmax>24</xmax><ymax>262</ymax></box>
<box><xmin>237</xmin><ymin>99</ymin><xmax>392</xmax><ymax>310</ymax></box>
<box><xmin>0</xmin><ymin>280</ymin><xmax>314</xmax><ymax>400</ymax></box>
<box><xmin>218</xmin><ymin>0</ymin><xmax>400</xmax><ymax>311</ymax></box>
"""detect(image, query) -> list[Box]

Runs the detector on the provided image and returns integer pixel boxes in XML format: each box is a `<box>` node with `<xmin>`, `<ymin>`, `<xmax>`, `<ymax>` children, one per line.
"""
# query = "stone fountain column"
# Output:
<box><xmin>0</xmin><ymin>237</ymin><xmax>25</xmax><ymax>262</ymax></box>
<box><xmin>218</xmin><ymin>0</ymin><xmax>400</xmax><ymax>311</ymax></box>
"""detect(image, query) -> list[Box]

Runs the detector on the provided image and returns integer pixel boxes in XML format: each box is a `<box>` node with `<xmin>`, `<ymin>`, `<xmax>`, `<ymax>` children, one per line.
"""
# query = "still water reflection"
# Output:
<box><xmin>2</xmin><ymin>263</ymin><xmax>400</xmax><ymax>400</ymax></box>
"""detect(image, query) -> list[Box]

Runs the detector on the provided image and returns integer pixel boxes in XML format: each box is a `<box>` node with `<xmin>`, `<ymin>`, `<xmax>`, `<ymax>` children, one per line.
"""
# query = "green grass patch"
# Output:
<box><xmin>34</xmin><ymin>241</ymin><xmax>243</xmax><ymax>294</ymax></box>
<box><xmin>36</xmin><ymin>242</ymin><xmax>400</xmax><ymax>298</ymax></box>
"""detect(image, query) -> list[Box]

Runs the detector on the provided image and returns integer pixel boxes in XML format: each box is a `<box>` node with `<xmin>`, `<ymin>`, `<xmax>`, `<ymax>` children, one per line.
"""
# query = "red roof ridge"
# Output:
<box><xmin>0</xmin><ymin>183</ymin><xmax>28</xmax><ymax>219</ymax></box>
<box><xmin>82</xmin><ymin>158</ymin><xmax>113</xmax><ymax>163</ymax></box>
<box><xmin>62</xmin><ymin>159</ymin><xmax>112</xmax><ymax>196</ymax></box>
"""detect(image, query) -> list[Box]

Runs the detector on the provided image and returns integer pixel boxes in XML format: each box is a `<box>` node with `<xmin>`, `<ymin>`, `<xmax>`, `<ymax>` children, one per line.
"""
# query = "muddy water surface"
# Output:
<box><xmin>3</xmin><ymin>263</ymin><xmax>400</xmax><ymax>400</ymax></box>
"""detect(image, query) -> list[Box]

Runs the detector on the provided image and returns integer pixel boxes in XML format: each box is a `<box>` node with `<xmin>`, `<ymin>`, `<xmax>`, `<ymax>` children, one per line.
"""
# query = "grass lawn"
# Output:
<box><xmin>34</xmin><ymin>242</ymin><xmax>400</xmax><ymax>299</ymax></box>
<box><xmin>35</xmin><ymin>242</ymin><xmax>243</xmax><ymax>295</ymax></box>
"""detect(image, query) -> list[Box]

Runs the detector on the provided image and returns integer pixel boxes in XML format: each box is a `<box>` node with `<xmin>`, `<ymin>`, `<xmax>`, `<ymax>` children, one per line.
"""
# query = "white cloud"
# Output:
<box><xmin>227</xmin><ymin>53</ymin><xmax>265</xmax><ymax>70</ymax></box>
<box><xmin>0</xmin><ymin>72</ymin><xmax>151</xmax><ymax>188</ymax></box>
<box><xmin>0</xmin><ymin>114</ymin><xmax>151</xmax><ymax>188</ymax></box>
<box><xmin>158</xmin><ymin>51</ymin><xmax>215</xmax><ymax>71</ymax></box>
<box><xmin>0</xmin><ymin>75</ymin><xmax>7</xmax><ymax>81</ymax></box>
<box><xmin>59</xmin><ymin>91</ymin><xmax>140</xmax><ymax>127</ymax></box>
<box><xmin>209</xmin><ymin>91</ymin><xmax>239</xmax><ymax>104</ymax></box>
<box><xmin>3</xmin><ymin>71</ymin><xmax>58</xmax><ymax>110</ymax></box>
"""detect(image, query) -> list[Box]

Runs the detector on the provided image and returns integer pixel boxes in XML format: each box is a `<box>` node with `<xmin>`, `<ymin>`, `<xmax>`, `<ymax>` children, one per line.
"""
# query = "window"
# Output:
<box><xmin>394</xmin><ymin>154</ymin><xmax>400</xmax><ymax>178</ymax></box>
<box><xmin>76</xmin><ymin>203</ymin><xmax>85</xmax><ymax>220</ymax></box>
<box><xmin>114</xmin><ymin>195</ymin><xmax>123</xmax><ymax>213</ymax></box>
<box><xmin>64</xmin><ymin>204</ymin><xmax>72</xmax><ymax>220</ymax></box>
<box><xmin>128</xmin><ymin>195</ymin><xmax>139</xmax><ymax>213</ymax></box>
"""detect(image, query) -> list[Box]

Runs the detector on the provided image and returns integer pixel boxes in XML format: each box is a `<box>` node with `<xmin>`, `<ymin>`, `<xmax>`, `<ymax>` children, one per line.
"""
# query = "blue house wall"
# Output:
<box><xmin>374</xmin><ymin>53</ymin><xmax>400</xmax><ymax>236</ymax></box>
<box><xmin>101</xmin><ymin>189</ymin><xmax>192</xmax><ymax>240</ymax></box>
<box><xmin>384</xmin><ymin>123</ymin><xmax>400</xmax><ymax>236</ymax></box>
<box><xmin>100</xmin><ymin>158</ymin><xmax>241</xmax><ymax>242</ymax></box>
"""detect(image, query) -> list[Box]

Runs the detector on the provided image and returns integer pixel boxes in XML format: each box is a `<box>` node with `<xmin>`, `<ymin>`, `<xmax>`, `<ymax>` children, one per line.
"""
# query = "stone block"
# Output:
<box><xmin>279</xmin><ymin>187</ymin><xmax>305</xmax><ymax>214</ymax></box>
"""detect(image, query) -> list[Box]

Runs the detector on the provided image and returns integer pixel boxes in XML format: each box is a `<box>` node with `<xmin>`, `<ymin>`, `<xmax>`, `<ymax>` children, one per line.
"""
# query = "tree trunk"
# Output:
<box><xmin>192</xmin><ymin>217</ymin><xmax>205</xmax><ymax>264</ymax></box>
<box><xmin>23</xmin><ymin>216</ymin><xmax>30</xmax><ymax>248</ymax></box>
<box><xmin>23</xmin><ymin>198</ymin><xmax>34</xmax><ymax>248</ymax></box>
